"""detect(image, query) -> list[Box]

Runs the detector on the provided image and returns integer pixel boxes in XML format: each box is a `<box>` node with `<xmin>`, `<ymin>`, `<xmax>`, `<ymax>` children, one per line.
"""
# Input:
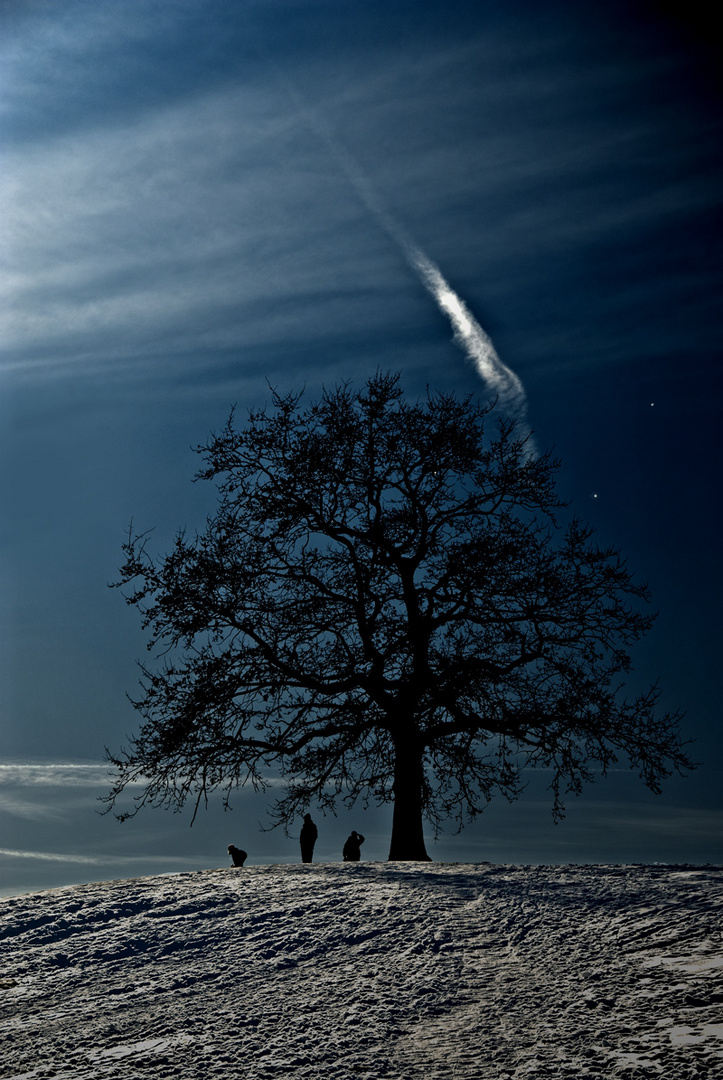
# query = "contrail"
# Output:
<box><xmin>285</xmin><ymin>94</ymin><xmax>531</xmax><ymax>426</ymax></box>
<box><xmin>260</xmin><ymin>56</ymin><xmax>532</xmax><ymax>434</ymax></box>
<box><xmin>400</xmin><ymin>241</ymin><xmax>528</xmax><ymax>419</ymax></box>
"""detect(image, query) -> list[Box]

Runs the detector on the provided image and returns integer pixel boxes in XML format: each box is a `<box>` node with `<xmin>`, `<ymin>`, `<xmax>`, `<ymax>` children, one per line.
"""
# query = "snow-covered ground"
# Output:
<box><xmin>1</xmin><ymin>863</ymin><xmax>721</xmax><ymax>1079</ymax></box>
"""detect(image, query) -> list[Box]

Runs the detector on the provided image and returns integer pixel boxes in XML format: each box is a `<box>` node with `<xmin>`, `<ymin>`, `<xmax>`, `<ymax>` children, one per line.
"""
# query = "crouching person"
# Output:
<box><xmin>342</xmin><ymin>831</ymin><xmax>365</xmax><ymax>862</ymax></box>
<box><xmin>228</xmin><ymin>845</ymin><xmax>247</xmax><ymax>867</ymax></box>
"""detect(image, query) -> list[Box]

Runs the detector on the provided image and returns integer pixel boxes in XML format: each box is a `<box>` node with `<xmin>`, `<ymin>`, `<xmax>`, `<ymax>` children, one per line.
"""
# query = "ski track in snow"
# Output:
<box><xmin>1</xmin><ymin>863</ymin><xmax>721</xmax><ymax>1079</ymax></box>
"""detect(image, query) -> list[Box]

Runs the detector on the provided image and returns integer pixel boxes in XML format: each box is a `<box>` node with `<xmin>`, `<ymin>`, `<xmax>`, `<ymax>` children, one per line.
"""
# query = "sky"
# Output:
<box><xmin>1</xmin><ymin>0</ymin><xmax>721</xmax><ymax>895</ymax></box>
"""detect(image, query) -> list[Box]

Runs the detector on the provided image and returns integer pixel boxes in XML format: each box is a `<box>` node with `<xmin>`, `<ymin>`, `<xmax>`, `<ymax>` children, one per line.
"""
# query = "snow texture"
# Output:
<box><xmin>1</xmin><ymin>863</ymin><xmax>722</xmax><ymax>1079</ymax></box>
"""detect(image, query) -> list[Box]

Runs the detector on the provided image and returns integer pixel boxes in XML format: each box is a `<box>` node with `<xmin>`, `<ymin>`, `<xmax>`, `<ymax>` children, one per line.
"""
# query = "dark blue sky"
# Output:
<box><xmin>1</xmin><ymin>0</ymin><xmax>721</xmax><ymax>893</ymax></box>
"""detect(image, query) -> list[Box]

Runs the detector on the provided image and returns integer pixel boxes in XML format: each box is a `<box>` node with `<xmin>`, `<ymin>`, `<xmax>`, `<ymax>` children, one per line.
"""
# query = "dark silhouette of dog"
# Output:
<box><xmin>342</xmin><ymin>831</ymin><xmax>365</xmax><ymax>862</ymax></box>
<box><xmin>227</xmin><ymin>845</ymin><xmax>247</xmax><ymax>867</ymax></box>
<box><xmin>299</xmin><ymin>814</ymin><xmax>318</xmax><ymax>864</ymax></box>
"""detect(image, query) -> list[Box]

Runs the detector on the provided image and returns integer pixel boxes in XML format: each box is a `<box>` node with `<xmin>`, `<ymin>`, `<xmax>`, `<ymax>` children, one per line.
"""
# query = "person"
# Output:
<box><xmin>342</xmin><ymin>830</ymin><xmax>365</xmax><ymax>862</ymax></box>
<box><xmin>299</xmin><ymin>813</ymin><xmax>318</xmax><ymax>863</ymax></box>
<box><xmin>227</xmin><ymin>844</ymin><xmax>247</xmax><ymax>867</ymax></box>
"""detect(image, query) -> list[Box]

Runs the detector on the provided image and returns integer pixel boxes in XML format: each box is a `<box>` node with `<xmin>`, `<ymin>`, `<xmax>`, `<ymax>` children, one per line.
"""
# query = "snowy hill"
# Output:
<box><xmin>1</xmin><ymin>863</ymin><xmax>722</xmax><ymax>1079</ymax></box>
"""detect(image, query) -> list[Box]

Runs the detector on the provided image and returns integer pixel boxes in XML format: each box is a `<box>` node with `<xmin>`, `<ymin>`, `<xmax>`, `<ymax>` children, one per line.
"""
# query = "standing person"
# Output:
<box><xmin>342</xmin><ymin>830</ymin><xmax>365</xmax><ymax>862</ymax></box>
<box><xmin>299</xmin><ymin>813</ymin><xmax>318</xmax><ymax>863</ymax></box>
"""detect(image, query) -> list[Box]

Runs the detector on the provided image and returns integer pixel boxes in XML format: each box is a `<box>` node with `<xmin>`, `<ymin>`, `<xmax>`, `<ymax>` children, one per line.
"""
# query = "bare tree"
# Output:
<box><xmin>107</xmin><ymin>372</ymin><xmax>692</xmax><ymax>859</ymax></box>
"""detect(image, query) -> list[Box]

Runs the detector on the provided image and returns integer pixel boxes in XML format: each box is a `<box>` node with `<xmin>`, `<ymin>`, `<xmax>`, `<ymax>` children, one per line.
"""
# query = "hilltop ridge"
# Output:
<box><xmin>2</xmin><ymin>863</ymin><xmax>722</xmax><ymax>1078</ymax></box>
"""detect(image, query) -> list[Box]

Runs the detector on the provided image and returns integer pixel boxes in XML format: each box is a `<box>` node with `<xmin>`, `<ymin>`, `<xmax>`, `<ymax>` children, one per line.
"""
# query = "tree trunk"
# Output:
<box><xmin>388</xmin><ymin>737</ymin><xmax>431</xmax><ymax>861</ymax></box>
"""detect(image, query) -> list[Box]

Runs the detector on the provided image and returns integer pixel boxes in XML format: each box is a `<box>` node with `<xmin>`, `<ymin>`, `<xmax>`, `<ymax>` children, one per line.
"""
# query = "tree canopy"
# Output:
<box><xmin>107</xmin><ymin>372</ymin><xmax>692</xmax><ymax>859</ymax></box>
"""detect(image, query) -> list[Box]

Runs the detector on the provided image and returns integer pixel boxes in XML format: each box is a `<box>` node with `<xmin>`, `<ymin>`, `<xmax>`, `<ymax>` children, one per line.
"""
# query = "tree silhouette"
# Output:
<box><xmin>107</xmin><ymin>372</ymin><xmax>692</xmax><ymax>859</ymax></box>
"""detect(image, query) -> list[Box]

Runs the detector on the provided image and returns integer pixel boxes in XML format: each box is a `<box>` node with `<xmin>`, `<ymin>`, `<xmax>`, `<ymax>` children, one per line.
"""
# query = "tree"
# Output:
<box><xmin>107</xmin><ymin>372</ymin><xmax>692</xmax><ymax>860</ymax></box>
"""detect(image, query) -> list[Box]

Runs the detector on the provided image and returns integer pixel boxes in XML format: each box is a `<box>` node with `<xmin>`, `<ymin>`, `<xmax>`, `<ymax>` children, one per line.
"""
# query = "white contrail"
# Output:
<box><xmin>400</xmin><ymin>242</ymin><xmax>528</xmax><ymax>418</ymax></box>
<box><xmin>265</xmin><ymin>61</ymin><xmax>531</xmax><ymax>428</ymax></box>
<box><xmin>300</xmin><ymin>117</ymin><xmax>530</xmax><ymax>423</ymax></box>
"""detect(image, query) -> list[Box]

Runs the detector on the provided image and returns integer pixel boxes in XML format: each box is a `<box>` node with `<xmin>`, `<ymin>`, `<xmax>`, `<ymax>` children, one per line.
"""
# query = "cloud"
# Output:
<box><xmin>4</xmin><ymin>4</ymin><xmax>715</xmax><ymax>390</ymax></box>
<box><xmin>0</xmin><ymin>847</ymin><xmax>103</xmax><ymax>864</ymax></box>
<box><xmin>0</xmin><ymin>766</ymin><xmax>112</xmax><ymax>822</ymax></box>
<box><xmin>0</xmin><ymin>763</ymin><xmax>287</xmax><ymax>820</ymax></box>
<box><xmin>1</xmin><ymin>75</ymin><xmax>389</xmax><ymax>378</ymax></box>
<box><xmin>597</xmin><ymin>804</ymin><xmax>723</xmax><ymax>840</ymax></box>
<box><xmin>0</xmin><ymin>847</ymin><xmax>215</xmax><ymax>867</ymax></box>
<box><xmin>0</xmin><ymin>792</ymin><xmax>68</xmax><ymax>823</ymax></box>
<box><xmin>0</xmin><ymin>763</ymin><xmax>111</xmax><ymax>787</ymax></box>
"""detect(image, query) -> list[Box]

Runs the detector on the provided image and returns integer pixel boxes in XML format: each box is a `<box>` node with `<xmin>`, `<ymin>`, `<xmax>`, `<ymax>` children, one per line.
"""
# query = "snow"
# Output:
<box><xmin>1</xmin><ymin>863</ymin><xmax>721</xmax><ymax>1079</ymax></box>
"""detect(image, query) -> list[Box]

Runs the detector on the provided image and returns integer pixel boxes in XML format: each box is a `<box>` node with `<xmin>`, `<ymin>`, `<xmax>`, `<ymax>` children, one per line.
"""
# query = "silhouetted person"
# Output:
<box><xmin>299</xmin><ymin>813</ymin><xmax>318</xmax><ymax>863</ymax></box>
<box><xmin>228</xmin><ymin>844</ymin><xmax>247</xmax><ymax>867</ymax></box>
<box><xmin>342</xmin><ymin>831</ymin><xmax>365</xmax><ymax>862</ymax></box>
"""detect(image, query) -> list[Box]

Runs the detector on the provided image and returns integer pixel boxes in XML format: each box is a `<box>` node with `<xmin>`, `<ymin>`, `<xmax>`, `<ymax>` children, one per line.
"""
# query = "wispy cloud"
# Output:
<box><xmin>4</xmin><ymin>6</ymin><xmax>714</xmax><ymax>388</ymax></box>
<box><xmin>0</xmin><ymin>763</ymin><xmax>284</xmax><ymax>795</ymax></box>
<box><xmin>2</xmin><ymin>77</ymin><xmax>390</xmax><ymax>380</ymax></box>
<box><xmin>0</xmin><ymin>764</ymin><xmax>111</xmax><ymax>787</ymax></box>
<box><xmin>596</xmin><ymin>804</ymin><xmax>723</xmax><ymax>840</ymax></box>
<box><xmin>0</xmin><ymin>765</ymin><xmax>112</xmax><ymax>822</ymax></box>
<box><xmin>0</xmin><ymin>847</ymin><xmax>214</xmax><ymax>867</ymax></box>
<box><xmin>0</xmin><ymin>847</ymin><xmax>103</xmax><ymax>864</ymax></box>
<box><xmin>0</xmin><ymin>792</ymin><xmax>69</xmax><ymax>823</ymax></box>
